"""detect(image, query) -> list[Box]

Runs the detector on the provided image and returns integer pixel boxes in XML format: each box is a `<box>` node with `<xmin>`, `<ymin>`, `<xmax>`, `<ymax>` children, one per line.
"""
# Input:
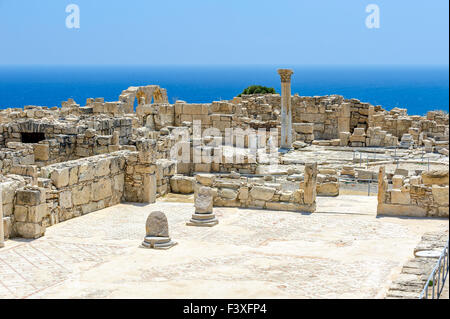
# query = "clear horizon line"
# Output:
<box><xmin>0</xmin><ymin>63</ymin><xmax>449</xmax><ymax>68</ymax></box>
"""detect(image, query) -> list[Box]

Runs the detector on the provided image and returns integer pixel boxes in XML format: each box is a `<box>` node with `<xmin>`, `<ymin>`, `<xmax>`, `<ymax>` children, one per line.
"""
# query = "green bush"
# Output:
<box><xmin>238</xmin><ymin>85</ymin><xmax>276</xmax><ymax>97</ymax></box>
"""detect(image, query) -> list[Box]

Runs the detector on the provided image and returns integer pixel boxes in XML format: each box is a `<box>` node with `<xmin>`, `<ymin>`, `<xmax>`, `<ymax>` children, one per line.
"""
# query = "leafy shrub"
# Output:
<box><xmin>238</xmin><ymin>85</ymin><xmax>276</xmax><ymax>97</ymax></box>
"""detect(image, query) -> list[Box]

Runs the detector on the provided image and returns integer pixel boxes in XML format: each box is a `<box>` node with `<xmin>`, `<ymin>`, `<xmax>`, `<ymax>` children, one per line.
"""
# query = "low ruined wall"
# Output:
<box><xmin>195</xmin><ymin>163</ymin><xmax>317</xmax><ymax>213</ymax></box>
<box><xmin>0</xmin><ymin>144</ymin><xmax>35</xmax><ymax>175</ymax></box>
<box><xmin>39</xmin><ymin>151</ymin><xmax>129</xmax><ymax>229</ymax></box>
<box><xmin>0</xmin><ymin>175</ymin><xmax>28</xmax><ymax>239</ymax></box>
<box><xmin>377</xmin><ymin>167</ymin><xmax>449</xmax><ymax>218</ymax></box>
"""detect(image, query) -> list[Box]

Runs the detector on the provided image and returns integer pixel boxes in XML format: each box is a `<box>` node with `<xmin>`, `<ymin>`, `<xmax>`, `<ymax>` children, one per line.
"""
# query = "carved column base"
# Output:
<box><xmin>186</xmin><ymin>212</ymin><xmax>219</xmax><ymax>227</ymax></box>
<box><xmin>142</xmin><ymin>236</ymin><xmax>177</xmax><ymax>250</ymax></box>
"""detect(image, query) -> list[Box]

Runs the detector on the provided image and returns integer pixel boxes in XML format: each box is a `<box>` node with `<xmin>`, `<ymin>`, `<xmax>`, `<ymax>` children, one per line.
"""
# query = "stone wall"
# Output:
<box><xmin>39</xmin><ymin>152</ymin><xmax>129</xmax><ymax>229</ymax></box>
<box><xmin>195</xmin><ymin>162</ymin><xmax>317</xmax><ymax>213</ymax></box>
<box><xmin>0</xmin><ymin>175</ymin><xmax>28</xmax><ymax>239</ymax></box>
<box><xmin>377</xmin><ymin>167</ymin><xmax>449</xmax><ymax>218</ymax></box>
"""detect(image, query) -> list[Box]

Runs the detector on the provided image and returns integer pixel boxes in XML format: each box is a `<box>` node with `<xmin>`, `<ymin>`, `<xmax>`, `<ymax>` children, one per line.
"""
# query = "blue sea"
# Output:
<box><xmin>0</xmin><ymin>65</ymin><xmax>448</xmax><ymax>115</ymax></box>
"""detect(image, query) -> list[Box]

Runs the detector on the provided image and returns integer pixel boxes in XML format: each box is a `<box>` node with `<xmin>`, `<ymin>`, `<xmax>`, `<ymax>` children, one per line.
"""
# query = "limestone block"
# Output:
<box><xmin>95</xmin><ymin>158</ymin><xmax>111</xmax><ymax>177</ymax></box>
<box><xmin>220</xmin><ymin>188</ymin><xmax>238</xmax><ymax>200</ymax></box>
<box><xmin>79</xmin><ymin>163</ymin><xmax>95</xmax><ymax>182</ymax></box>
<box><xmin>293</xmin><ymin>123</ymin><xmax>314</xmax><ymax>134</ymax></box>
<box><xmin>353</xmin><ymin>128</ymin><xmax>366</xmax><ymax>136</ymax></box>
<box><xmin>394</xmin><ymin>168</ymin><xmax>409</xmax><ymax>177</ymax></box>
<box><xmin>27</xmin><ymin>204</ymin><xmax>48</xmax><ymax>223</ymax></box>
<box><xmin>392</xmin><ymin>175</ymin><xmax>404</xmax><ymax>189</ymax></box>
<box><xmin>266</xmin><ymin>202</ymin><xmax>301</xmax><ymax>212</ymax></box>
<box><xmin>196</xmin><ymin>174</ymin><xmax>216</xmax><ymax>187</ymax></box>
<box><xmin>50</xmin><ymin>168</ymin><xmax>70</xmax><ymax>188</ymax></box>
<box><xmin>69</xmin><ymin>166</ymin><xmax>79</xmax><ymax>186</ymax></box>
<box><xmin>59</xmin><ymin>190</ymin><xmax>73</xmax><ymax>209</ymax></box>
<box><xmin>33</xmin><ymin>144</ymin><xmax>49</xmax><ymax>161</ymax></box>
<box><xmin>319</xmin><ymin>168</ymin><xmax>337</xmax><ymax>175</ymax></box>
<box><xmin>317</xmin><ymin>182</ymin><xmax>339</xmax><ymax>197</ymax></box>
<box><xmin>194</xmin><ymin>163</ymin><xmax>211</xmax><ymax>173</ymax></box>
<box><xmin>1</xmin><ymin>182</ymin><xmax>16</xmax><ymax>204</ymax></box>
<box><xmin>15</xmin><ymin>222</ymin><xmax>45</xmax><ymax>239</ymax></box>
<box><xmin>422</xmin><ymin>170</ymin><xmax>449</xmax><ymax>186</ymax></box>
<box><xmin>143</xmin><ymin>174</ymin><xmax>157</xmax><ymax>203</ymax></box>
<box><xmin>349</xmin><ymin>135</ymin><xmax>366</xmax><ymax>143</ymax></box>
<box><xmin>92</xmin><ymin>179</ymin><xmax>112</xmax><ymax>201</ymax></box>
<box><xmin>13</xmin><ymin>205</ymin><xmax>28</xmax><ymax>222</ymax></box>
<box><xmin>170</xmin><ymin>175</ymin><xmax>194</xmax><ymax>194</ymax></box>
<box><xmin>377</xmin><ymin>203</ymin><xmax>427</xmax><ymax>217</ymax></box>
<box><xmin>238</xmin><ymin>187</ymin><xmax>249</xmax><ymax>200</ymax></box>
<box><xmin>72</xmin><ymin>184</ymin><xmax>92</xmax><ymax>206</ymax></box>
<box><xmin>409</xmin><ymin>176</ymin><xmax>422</xmax><ymax>186</ymax></box>
<box><xmin>390</xmin><ymin>189</ymin><xmax>411</xmax><ymax>205</ymax></box>
<box><xmin>16</xmin><ymin>188</ymin><xmax>44</xmax><ymax>206</ymax></box>
<box><xmin>432</xmin><ymin>185</ymin><xmax>449</xmax><ymax>207</ymax></box>
<box><xmin>292</xmin><ymin>189</ymin><xmax>304</xmax><ymax>204</ymax></box>
<box><xmin>250</xmin><ymin>186</ymin><xmax>276</xmax><ymax>201</ymax></box>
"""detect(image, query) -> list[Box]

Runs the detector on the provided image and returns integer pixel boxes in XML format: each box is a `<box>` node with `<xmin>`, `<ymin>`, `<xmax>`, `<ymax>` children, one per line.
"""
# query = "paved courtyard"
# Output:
<box><xmin>0</xmin><ymin>195</ymin><xmax>448</xmax><ymax>299</ymax></box>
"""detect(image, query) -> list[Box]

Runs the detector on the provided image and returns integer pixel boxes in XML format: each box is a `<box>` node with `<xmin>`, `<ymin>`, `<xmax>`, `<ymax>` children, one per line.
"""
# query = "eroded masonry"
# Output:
<box><xmin>0</xmin><ymin>70</ymin><xmax>448</xmax><ymax>244</ymax></box>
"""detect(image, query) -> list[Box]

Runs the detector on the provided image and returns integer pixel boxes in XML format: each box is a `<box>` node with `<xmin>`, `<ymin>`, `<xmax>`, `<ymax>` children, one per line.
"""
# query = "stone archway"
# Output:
<box><xmin>119</xmin><ymin>85</ymin><xmax>169</xmax><ymax>113</ymax></box>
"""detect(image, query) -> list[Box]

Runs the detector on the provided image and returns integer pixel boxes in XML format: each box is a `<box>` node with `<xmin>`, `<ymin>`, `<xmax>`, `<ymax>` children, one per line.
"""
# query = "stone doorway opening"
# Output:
<box><xmin>21</xmin><ymin>132</ymin><xmax>46</xmax><ymax>144</ymax></box>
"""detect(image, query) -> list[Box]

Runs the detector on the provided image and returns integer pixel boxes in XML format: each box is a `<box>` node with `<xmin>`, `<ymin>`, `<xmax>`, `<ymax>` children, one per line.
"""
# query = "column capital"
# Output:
<box><xmin>277</xmin><ymin>69</ymin><xmax>294</xmax><ymax>83</ymax></box>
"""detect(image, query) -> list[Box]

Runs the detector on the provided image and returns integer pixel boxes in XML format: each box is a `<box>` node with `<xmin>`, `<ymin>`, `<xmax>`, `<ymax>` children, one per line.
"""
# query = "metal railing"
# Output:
<box><xmin>419</xmin><ymin>239</ymin><xmax>449</xmax><ymax>299</ymax></box>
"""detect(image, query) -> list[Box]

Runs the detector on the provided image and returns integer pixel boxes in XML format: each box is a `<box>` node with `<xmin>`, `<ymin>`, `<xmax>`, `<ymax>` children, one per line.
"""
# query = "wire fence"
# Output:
<box><xmin>419</xmin><ymin>239</ymin><xmax>449</xmax><ymax>299</ymax></box>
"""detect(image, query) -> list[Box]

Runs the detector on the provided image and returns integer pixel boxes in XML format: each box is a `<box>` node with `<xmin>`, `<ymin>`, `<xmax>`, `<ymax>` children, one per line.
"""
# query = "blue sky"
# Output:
<box><xmin>0</xmin><ymin>0</ymin><xmax>448</xmax><ymax>65</ymax></box>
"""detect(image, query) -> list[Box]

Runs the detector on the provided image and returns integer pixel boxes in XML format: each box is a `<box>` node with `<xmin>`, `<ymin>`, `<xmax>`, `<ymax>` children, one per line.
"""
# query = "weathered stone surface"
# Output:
<box><xmin>317</xmin><ymin>182</ymin><xmax>339</xmax><ymax>197</ymax></box>
<box><xmin>392</xmin><ymin>175</ymin><xmax>404</xmax><ymax>189</ymax></box>
<box><xmin>72</xmin><ymin>185</ymin><xmax>91</xmax><ymax>206</ymax></box>
<box><xmin>220</xmin><ymin>188</ymin><xmax>238</xmax><ymax>200</ymax></box>
<box><xmin>432</xmin><ymin>185</ymin><xmax>449</xmax><ymax>207</ymax></box>
<box><xmin>250</xmin><ymin>186</ymin><xmax>275</xmax><ymax>201</ymax></box>
<box><xmin>170</xmin><ymin>175</ymin><xmax>194</xmax><ymax>194</ymax></box>
<box><xmin>78</xmin><ymin>163</ymin><xmax>95</xmax><ymax>182</ymax></box>
<box><xmin>422</xmin><ymin>170</ymin><xmax>449</xmax><ymax>186</ymax></box>
<box><xmin>145</xmin><ymin>211</ymin><xmax>169</xmax><ymax>237</ymax></box>
<box><xmin>377</xmin><ymin>204</ymin><xmax>427</xmax><ymax>217</ymax></box>
<box><xmin>51</xmin><ymin>168</ymin><xmax>69</xmax><ymax>188</ymax></box>
<box><xmin>16</xmin><ymin>188</ymin><xmax>44</xmax><ymax>206</ymax></box>
<box><xmin>33</xmin><ymin>144</ymin><xmax>49</xmax><ymax>161</ymax></box>
<box><xmin>196</xmin><ymin>174</ymin><xmax>215</xmax><ymax>187</ymax></box>
<box><xmin>92</xmin><ymin>179</ymin><xmax>112</xmax><ymax>201</ymax></box>
<box><xmin>195</xmin><ymin>186</ymin><xmax>214</xmax><ymax>214</ymax></box>
<box><xmin>304</xmin><ymin>162</ymin><xmax>317</xmax><ymax>205</ymax></box>
<box><xmin>15</xmin><ymin>222</ymin><xmax>45</xmax><ymax>239</ymax></box>
<box><xmin>59</xmin><ymin>190</ymin><xmax>72</xmax><ymax>209</ymax></box>
<box><xmin>390</xmin><ymin>189</ymin><xmax>411</xmax><ymax>205</ymax></box>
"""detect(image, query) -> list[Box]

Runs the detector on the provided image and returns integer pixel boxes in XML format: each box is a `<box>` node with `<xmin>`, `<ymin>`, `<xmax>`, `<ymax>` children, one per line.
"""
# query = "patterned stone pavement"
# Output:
<box><xmin>0</xmin><ymin>195</ymin><xmax>448</xmax><ymax>299</ymax></box>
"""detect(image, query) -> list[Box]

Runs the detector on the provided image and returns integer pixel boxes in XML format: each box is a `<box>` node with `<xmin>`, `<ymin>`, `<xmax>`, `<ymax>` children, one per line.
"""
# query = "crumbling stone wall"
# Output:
<box><xmin>38</xmin><ymin>152</ymin><xmax>130</xmax><ymax>229</ymax></box>
<box><xmin>0</xmin><ymin>175</ymin><xmax>28</xmax><ymax>239</ymax></box>
<box><xmin>377</xmin><ymin>167</ymin><xmax>449</xmax><ymax>218</ymax></box>
<box><xmin>194</xmin><ymin>163</ymin><xmax>317</xmax><ymax>213</ymax></box>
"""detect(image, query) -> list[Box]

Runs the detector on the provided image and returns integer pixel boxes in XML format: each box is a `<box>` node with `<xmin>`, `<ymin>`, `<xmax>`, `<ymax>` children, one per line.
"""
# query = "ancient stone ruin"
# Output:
<box><xmin>0</xmin><ymin>70</ymin><xmax>448</xmax><ymax>244</ymax></box>
<box><xmin>142</xmin><ymin>211</ymin><xmax>177</xmax><ymax>249</ymax></box>
<box><xmin>187</xmin><ymin>185</ymin><xmax>218</xmax><ymax>227</ymax></box>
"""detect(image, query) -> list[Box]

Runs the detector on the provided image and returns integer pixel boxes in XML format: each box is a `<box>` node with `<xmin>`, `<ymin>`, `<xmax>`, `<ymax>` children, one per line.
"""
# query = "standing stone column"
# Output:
<box><xmin>377</xmin><ymin>166</ymin><xmax>387</xmax><ymax>206</ymax></box>
<box><xmin>278</xmin><ymin>69</ymin><xmax>294</xmax><ymax>149</ymax></box>
<box><xmin>0</xmin><ymin>186</ymin><xmax>4</xmax><ymax>248</ymax></box>
<box><xmin>304</xmin><ymin>162</ymin><xmax>317</xmax><ymax>206</ymax></box>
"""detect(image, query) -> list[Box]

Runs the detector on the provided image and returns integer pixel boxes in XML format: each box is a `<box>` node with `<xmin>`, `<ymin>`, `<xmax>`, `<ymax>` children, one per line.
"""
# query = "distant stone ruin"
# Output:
<box><xmin>0</xmin><ymin>69</ymin><xmax>448</xmax><ymax>243</ymax></box>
